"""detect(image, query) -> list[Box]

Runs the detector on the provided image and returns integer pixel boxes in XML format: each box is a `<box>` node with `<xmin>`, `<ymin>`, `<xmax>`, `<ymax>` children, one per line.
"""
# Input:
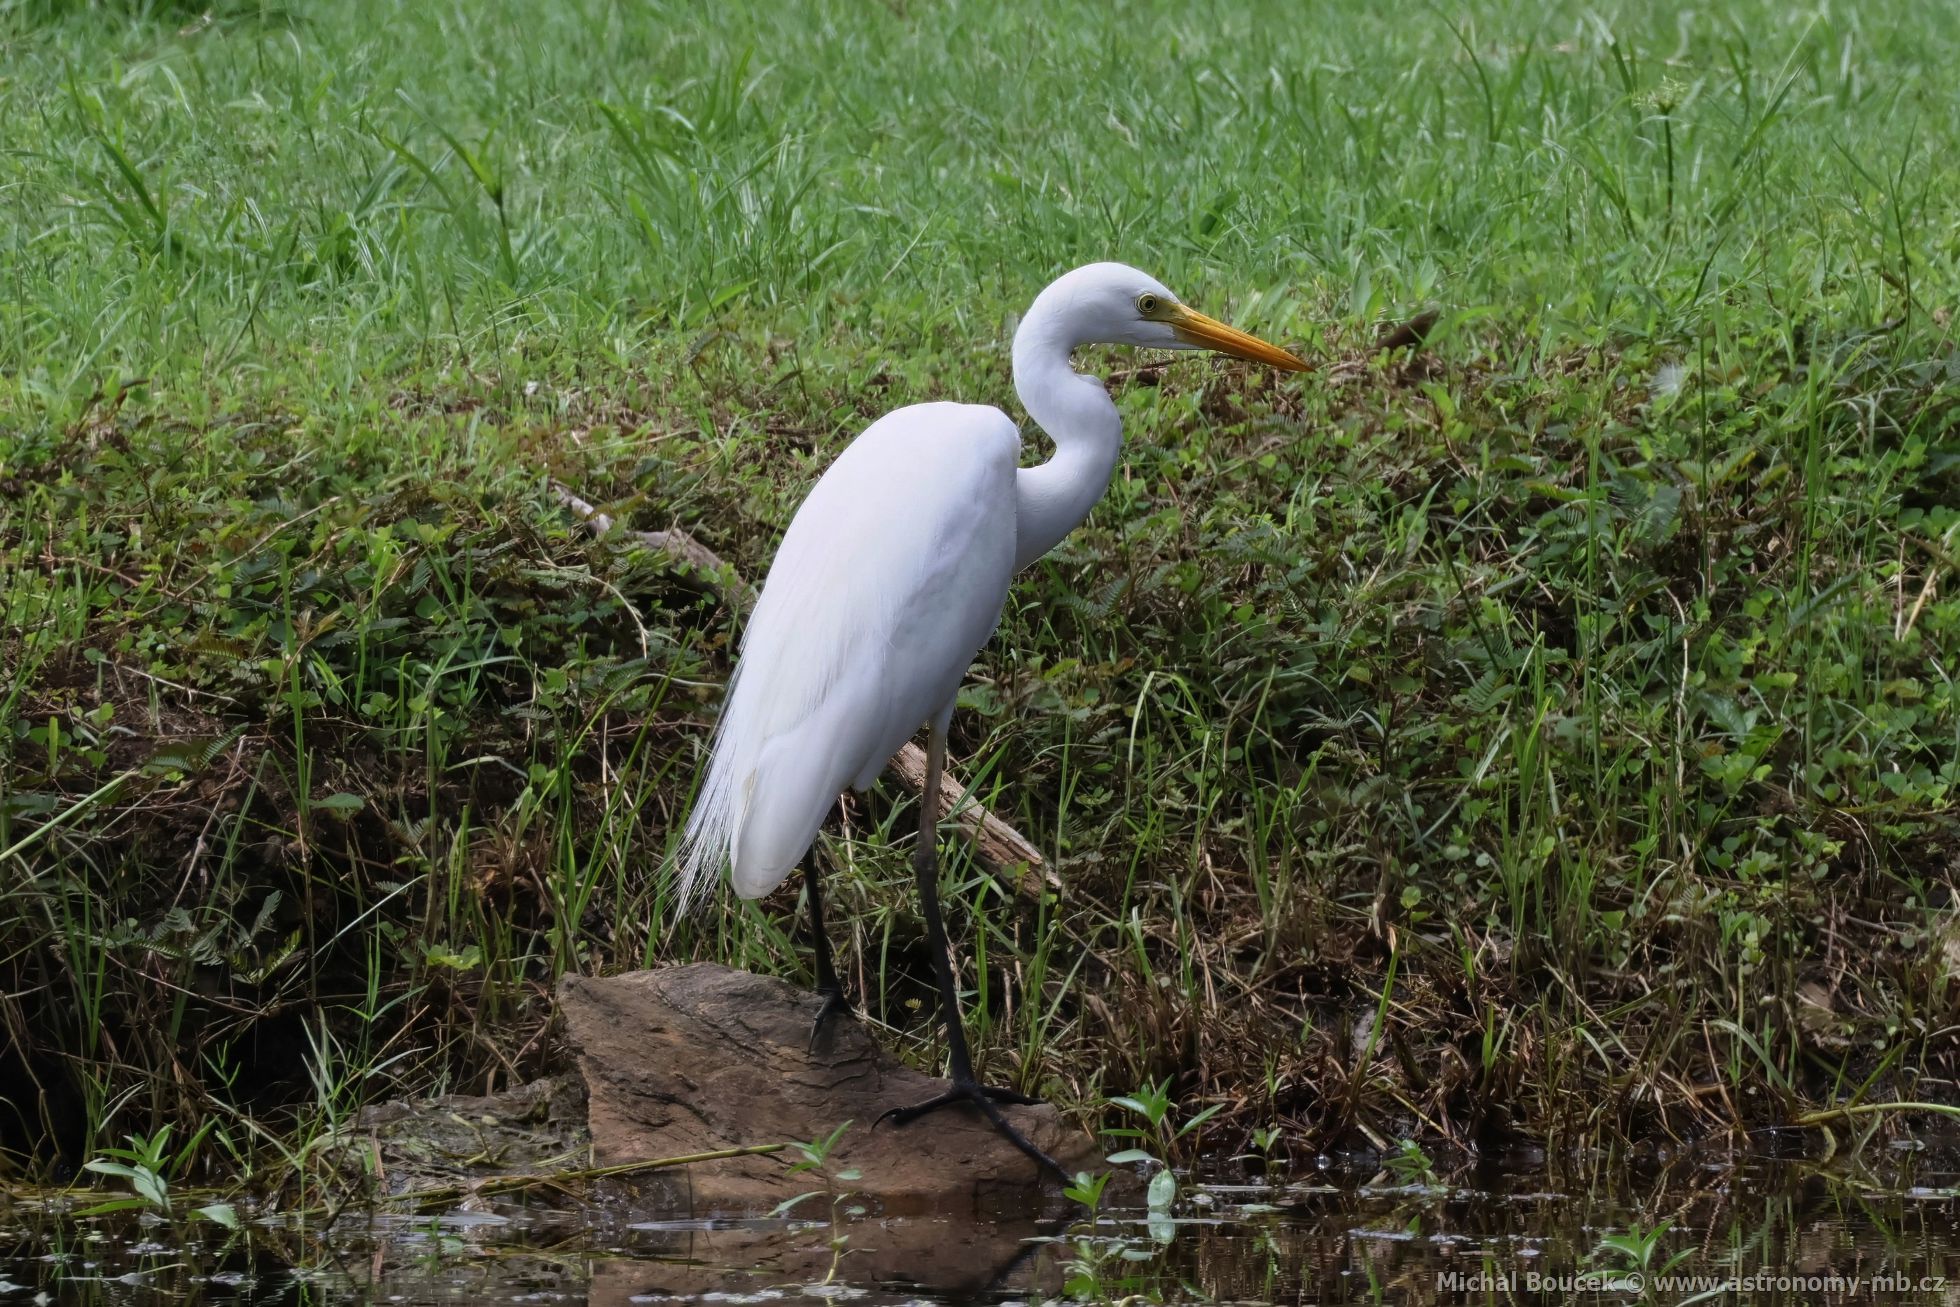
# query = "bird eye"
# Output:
<box><xmin>1137</xmin><ymin>293</ymin><xmax>1160</xmax><ymax>316</ymax></box>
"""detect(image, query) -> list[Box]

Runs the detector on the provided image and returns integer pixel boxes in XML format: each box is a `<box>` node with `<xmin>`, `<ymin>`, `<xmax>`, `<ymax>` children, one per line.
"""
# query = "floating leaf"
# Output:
<box><xmin>194</xmin><ymin>1203</ymin><xmax>239</xmax><ymax>1231</ymax></box>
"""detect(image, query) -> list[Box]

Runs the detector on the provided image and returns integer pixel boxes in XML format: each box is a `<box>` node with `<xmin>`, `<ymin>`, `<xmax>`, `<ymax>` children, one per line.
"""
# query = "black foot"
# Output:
<box><xmin>808</xmin><ymin>987</ymin><xmax>852</xmax><ymax>1052</ymax></box>
<box><xmin>875</xmin><ymin>1079</ymin><xmax>1069</xmax><ymax>1181</ymax></box>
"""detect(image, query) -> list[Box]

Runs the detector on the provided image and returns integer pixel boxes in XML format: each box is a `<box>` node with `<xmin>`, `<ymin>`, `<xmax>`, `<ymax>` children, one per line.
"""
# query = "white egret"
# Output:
<box><xmin>677</xmin><ymin>262</ymin><xmax>1306</xmax><ymax>1176</ymax></box>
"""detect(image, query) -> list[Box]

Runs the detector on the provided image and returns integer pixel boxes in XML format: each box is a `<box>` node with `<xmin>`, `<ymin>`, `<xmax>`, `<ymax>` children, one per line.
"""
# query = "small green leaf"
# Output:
<box><xmin>133</xmin><ymin>1167</ymin><xmax>171</xmax><ymax>1213</ymax></box>
<box><xmin>421</xmin><ymin>942</ymin><xmax>483</xmax><ymax>970</ymax></box>
<box><xmin>769</xmin><ymin>1191</ymin><xmax>824</xmax><ymax>1218</ymax></box>
<box><xmin>75</xmin><ymin>1197</ymin><xmax>148</xmax><ymax>1217</ymax></box>
<box><xmin>194</xmin><ymin>1202</ymin><xmax>240</xmax><ymax>1230</ymax></box>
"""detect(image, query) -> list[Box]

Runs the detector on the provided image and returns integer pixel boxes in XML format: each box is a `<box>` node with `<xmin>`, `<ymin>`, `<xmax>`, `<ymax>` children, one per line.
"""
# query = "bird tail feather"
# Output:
<box><xmin>673</xmin><ymin>664</ymin><xmax>750</xmax><ymax>915</ymax></box>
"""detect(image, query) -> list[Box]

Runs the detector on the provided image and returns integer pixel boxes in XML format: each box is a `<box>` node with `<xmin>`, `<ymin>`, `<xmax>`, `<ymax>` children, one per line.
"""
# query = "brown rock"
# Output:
<box><xmin>558</xmin><ymin>964</ymin><xmax>1102</xmax><ymax>1216</ymax></box>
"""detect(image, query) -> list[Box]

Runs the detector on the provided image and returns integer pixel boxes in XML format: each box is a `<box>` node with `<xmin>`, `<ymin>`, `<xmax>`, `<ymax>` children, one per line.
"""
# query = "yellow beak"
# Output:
<box><xmin>1166</xmin><ymin>305</ymin><xmax>1309</xmax><ymax>371</ymax></box>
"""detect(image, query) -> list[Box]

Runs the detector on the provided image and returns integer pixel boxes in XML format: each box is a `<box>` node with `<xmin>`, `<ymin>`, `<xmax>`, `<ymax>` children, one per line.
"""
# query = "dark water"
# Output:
<box><xmin>7</xmin><ymin>1152</ymin><xmax>1960</xmax><ymax>1305</ymax></box>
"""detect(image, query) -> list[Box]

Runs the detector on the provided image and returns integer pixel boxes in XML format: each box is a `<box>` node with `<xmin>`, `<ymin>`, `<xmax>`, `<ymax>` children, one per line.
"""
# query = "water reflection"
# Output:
<box><xmin>6</xmin><ymin>1153</ymin><xmax>1960</xmax><ymax>1304</ymax></box>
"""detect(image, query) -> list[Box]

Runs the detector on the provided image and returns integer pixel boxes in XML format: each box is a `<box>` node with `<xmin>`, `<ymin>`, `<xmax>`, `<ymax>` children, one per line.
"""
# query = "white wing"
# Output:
<box><xmin>677</xmin><ymin>401</ymin><xmax>1022</xmax><ymax>905</ymax></box>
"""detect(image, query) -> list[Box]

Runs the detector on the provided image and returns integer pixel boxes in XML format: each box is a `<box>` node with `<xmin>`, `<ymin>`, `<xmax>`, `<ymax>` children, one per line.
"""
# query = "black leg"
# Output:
<box><xmin>874</xmin><ymin>720</ymin><xmax>1069</xmax><ymax>1182</ymax></box>
<box><xmin>805</xmin><ymin>853</ymin><xmax>850</xmax><ymax>1050</ymax></box>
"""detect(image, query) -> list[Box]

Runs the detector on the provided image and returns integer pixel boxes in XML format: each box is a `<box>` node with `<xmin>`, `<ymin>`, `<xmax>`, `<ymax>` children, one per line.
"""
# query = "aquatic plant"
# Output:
<box><xmin>777</xmin><ymin>1121</ymin><xmax>862</xmax><ymax>1283</ymax></box>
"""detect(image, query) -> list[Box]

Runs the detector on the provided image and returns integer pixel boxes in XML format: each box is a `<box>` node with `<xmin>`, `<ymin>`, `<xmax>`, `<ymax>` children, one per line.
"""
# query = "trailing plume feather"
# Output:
<box><xmin>673</xmin><ymin>403</ymin><xmax>1023</xmax><ymax>911</ymax></box>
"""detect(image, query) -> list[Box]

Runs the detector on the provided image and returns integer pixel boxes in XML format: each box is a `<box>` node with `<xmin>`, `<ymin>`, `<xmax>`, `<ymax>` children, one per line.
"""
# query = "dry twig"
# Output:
<box><xmin>378</xmin><ymin>1143</ymin><xmax>788</xmax><ymax>1209</ymax></box>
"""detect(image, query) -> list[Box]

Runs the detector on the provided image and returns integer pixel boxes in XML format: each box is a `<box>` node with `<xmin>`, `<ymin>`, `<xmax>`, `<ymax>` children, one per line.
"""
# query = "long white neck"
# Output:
<box><xmin>1010</xmin><ymin>305</ymin><xmax>1124</xmax><ymax>572</ymax></box>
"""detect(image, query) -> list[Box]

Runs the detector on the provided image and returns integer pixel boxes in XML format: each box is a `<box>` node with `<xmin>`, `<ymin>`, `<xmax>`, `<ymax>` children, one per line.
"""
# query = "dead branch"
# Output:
<box><xmin>549</xmin><ymin>479</ymin><xmax>1053</xmax><ymax>895</ymax></box>
<box><xmin>378</xmin><ymin>1143</ymin><xmax>789</xmax><ymax>1210</ymax></box>
<box><xmin>550</xmin><ymin>481</ymin><xmax>755</xmax><ymax>608</ymax></box>
<box><xmin>888</xmin><ymin>742</ymin><xmax>1059</xmax><ymax>900</ymax></box>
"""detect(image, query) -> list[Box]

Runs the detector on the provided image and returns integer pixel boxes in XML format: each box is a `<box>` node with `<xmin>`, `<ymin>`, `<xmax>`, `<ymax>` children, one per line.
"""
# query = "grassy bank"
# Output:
<box><xmin>2</xmin><ymin>0</ymin><xmax>1957</xmax><ymax>1188</ymax></box>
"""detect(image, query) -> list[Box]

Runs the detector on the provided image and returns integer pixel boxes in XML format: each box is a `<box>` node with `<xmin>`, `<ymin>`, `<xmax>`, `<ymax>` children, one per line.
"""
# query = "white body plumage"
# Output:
<box><xmin>675</xmin><ymin>262</ymin><xmax>1306</xmax><ymax>907</ymax></box>
<box><xmin>680</xmin><ymin>402</ymin><xmax>1021</xmax><ymax>900</ymax></box>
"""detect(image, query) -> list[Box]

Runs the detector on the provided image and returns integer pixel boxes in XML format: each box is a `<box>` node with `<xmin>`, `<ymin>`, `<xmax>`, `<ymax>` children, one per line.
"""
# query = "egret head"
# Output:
<box><xmin>1020</xmin><ymin>261</ymin><xmax>1308</xmax><ymax>371</ymax></box>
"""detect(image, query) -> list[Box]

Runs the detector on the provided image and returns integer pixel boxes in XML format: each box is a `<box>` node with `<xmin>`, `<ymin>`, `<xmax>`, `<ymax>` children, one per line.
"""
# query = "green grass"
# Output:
<box><xmin>2</xmin><ymin>0</ymin><xmax>1957</xmax><ymax>1185</ymax></box>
